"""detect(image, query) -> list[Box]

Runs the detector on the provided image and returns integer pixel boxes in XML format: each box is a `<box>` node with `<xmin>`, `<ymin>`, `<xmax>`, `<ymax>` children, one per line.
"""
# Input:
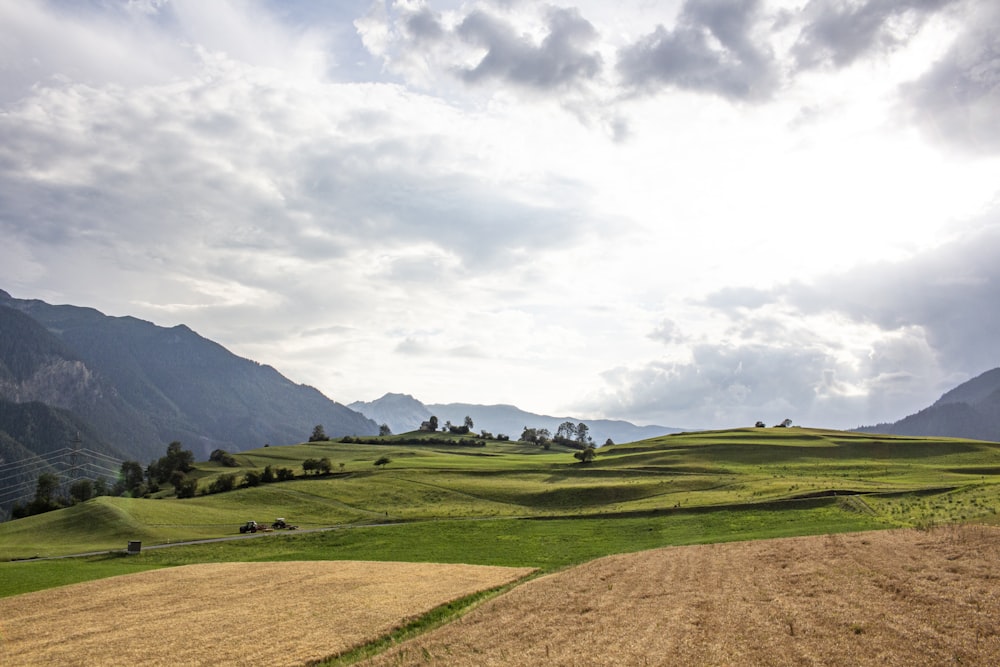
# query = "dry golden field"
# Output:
<box><xmin>363</xmin><ymin>525</ymin><xmax>1000</xmax><ymax>667</ymax></box>
<box><xmin>0</xmin><ymin>560</ymin><xmax>534</xmax><ymax>666</ymax></box>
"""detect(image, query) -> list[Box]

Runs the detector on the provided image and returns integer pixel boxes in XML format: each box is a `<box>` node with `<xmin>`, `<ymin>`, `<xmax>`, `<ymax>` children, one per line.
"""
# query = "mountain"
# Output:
<box><xmin>348</xmin><ymin>393</ymin><xmax>431</xmax><ymax>433</ymax></box>
<box><xmin>350</xmin><ymin>393</ymin><xmax>681</xmax><ymax>445</ymax></box>
<box><xmin>856</xmin><ymin>367</ymin><xmax>1000</xmax><ymax>442</ymax></box>
<box><xmin>0</xmin><ymin>290</ymin><xmax>378</xmax><ymax>465</ymax></box>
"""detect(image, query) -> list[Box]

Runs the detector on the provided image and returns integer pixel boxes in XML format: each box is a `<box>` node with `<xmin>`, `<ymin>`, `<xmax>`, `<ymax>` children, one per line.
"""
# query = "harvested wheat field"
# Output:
<box><xmin>362</xmin><ymin>525</ymin><xmax>1000</xmax><ymax>667</ymax></box>
<box><xmin>0</xmin><ymin>560</ymin><xmax>534</xmax><ymax>667</ymax></box>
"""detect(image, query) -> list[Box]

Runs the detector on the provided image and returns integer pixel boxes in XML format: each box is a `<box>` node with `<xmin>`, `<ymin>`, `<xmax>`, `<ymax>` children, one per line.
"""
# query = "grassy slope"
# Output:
<box><xmin>1</xmin><ymin>427</ymin><xmax>998</xmax><ymax>597</ymax></box>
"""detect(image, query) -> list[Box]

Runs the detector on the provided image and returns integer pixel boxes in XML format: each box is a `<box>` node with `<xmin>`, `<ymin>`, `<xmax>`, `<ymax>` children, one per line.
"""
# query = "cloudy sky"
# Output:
<box><xmin>2</xmin><ymin>0</ymin><xmax>998</xmax><ymax>429</ymax></box>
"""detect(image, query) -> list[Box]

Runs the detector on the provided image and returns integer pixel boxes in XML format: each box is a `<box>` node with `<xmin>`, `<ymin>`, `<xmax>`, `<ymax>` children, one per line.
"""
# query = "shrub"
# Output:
<box><xmin>176</xmin><ymin>477</ymin><xmax>198</xmax><ymax>498</ymax></box>
<box><xmin>208</xmin><ymin>473</ymin><xmax>237</xmax><ymax>494</ymax></box>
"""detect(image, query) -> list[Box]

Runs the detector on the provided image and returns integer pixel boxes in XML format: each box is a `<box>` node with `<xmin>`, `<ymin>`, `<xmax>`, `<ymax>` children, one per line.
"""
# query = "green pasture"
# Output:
<box><xmin>0</xmin><ymin>499</ymin><xmax>889</xmax><ymax>598</ymax></box>
<box><xmin>1</xmin><ymin>427</ymin><xmax>999</xmax><ymax>598</ymax></box>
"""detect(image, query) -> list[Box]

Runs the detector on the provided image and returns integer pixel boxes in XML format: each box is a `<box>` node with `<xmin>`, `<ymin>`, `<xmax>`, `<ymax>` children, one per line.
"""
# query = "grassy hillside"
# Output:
<box><xmin>1</xmin><ymin>427</ymin><xmax>998</xmax><ymax>597</ymax></box>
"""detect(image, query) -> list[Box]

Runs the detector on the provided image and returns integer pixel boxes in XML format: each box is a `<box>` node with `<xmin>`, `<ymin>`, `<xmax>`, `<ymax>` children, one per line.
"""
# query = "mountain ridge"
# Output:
<box><xmin>349</xmin><ymin>392</ymin><xmax>682</xmax><ymax>445</ymax></box>
<box><xmin>856</xmin><ymin>366</ymin><xmax>1000</xmax><ymax>442</ymax></box>
<box><xmin>0</xmin><ymin>291</ymin><xmax>378</xmax><ymax>469</ymax></box>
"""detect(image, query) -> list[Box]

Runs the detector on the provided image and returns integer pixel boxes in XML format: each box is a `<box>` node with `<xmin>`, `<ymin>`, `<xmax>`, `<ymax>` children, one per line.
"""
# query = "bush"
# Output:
<box><xmin>208</xmin><ymin>473</ymin><xmax>237</xmax><ymax>495</ymax></box>
<box><xmin>176</xmin><ymin>477</ymin><xmax>198</xmax><ymax>498</ymax></box>
<box><xmin>276</xmin><ymin>467</ymin><xmax>296</xmax><ymax>481</ymax></box>
<box><xmin>210</xmin><ymin>449</ymin><xmax>240</xmax><ymax>467</ymax></box>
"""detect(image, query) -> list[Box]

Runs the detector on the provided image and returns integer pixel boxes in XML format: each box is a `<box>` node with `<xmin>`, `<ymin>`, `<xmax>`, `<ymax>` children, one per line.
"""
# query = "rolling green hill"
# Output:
<box><xmin>1</xmin><ymin>427</ymin><xmax>998</xmax><ymax>597</ymax></box>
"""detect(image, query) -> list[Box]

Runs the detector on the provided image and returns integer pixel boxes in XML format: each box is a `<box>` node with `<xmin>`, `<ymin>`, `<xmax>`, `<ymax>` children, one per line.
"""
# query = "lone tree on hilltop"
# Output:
<box><xmin>379</xmin><ymin>423</ymin><xmax>392</xmax><ymax>436</ymax></box>
<box><xmin>309</xmin><ymin>425</ymin><xmax>328</xmax><ymax>442</ymax></box>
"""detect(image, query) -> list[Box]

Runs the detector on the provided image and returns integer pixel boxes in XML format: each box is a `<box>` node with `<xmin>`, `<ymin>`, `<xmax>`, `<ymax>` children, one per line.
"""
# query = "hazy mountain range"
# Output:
<box><xmin>349</xmin><ymin>393</ymin><xmax>681</xmax><ymax>445</ymax></box>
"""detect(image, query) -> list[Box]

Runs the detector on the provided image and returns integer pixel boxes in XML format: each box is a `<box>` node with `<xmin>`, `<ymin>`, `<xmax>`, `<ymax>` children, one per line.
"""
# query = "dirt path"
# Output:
<box><xmin>360</xmin><ymin>525</ymin><xmax>1000</xmax><ymax>666</ymax></box>
<box><xmin>0</xmin><ymin>561</ymin><xmax>534</xmax><ymax>666</ymax></box>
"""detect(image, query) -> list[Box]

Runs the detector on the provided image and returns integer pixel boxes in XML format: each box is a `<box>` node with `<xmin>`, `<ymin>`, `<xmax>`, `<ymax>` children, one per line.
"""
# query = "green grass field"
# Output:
<box><xmin>2</xmin><ymin>427</ymin><xmax>998</xmax><ymax>598</ymax></box>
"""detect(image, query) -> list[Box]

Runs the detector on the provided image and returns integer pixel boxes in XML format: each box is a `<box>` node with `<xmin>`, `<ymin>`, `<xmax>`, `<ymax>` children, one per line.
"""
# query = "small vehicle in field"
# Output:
<box><xmin>271</xmin><ymin>518</ymin><xmax>298</xmax><ymax>530</ymax></box>
<box><xmin>239</xmin><ymin>520</ymin><xmax>260</xmax><ymax>534</ymax></box>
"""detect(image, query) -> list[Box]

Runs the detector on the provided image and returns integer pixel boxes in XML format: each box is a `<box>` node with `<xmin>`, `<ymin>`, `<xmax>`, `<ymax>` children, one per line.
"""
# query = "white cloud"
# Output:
<box><xmin>1</xmin><ymin>0</ymin><xmax>998</xmax><ymax>431</ymax></box>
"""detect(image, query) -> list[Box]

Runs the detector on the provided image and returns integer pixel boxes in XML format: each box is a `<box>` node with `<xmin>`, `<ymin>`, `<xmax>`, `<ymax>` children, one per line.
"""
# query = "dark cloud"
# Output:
<box><xmin>616</xmin><ymin>0</ymin><xmax>778</xmax><ymax>101</ymax></box>
<box><xmin>792</xmin><ymin>0</ymin><xmax>959</xmax><ymax>70</ymax></box>
<box><xmin>403</xmin><ymin>6</ymin><xmax>446</xmax><ymax>44</ymax></box>
<box><xmin>781</xmin><ymin>222</ymin><xmax>1000</xmax><ymax>377</ymax></box>
<box><xmin>456</xmin><ymin>6</ymin><xmax>603</xmax><ymax>90</ymax></box>
<box><xmin>901</xmin><ymin>0</ymin><xmax>1000</xmax><ymax>153</ymax></box>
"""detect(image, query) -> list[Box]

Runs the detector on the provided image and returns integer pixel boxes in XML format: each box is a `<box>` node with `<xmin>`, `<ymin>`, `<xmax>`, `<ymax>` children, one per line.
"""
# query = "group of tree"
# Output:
<box><xmin>147</xmin><ymin>441</ymin><xmax>198</xmax><ymax>498</ymax></box>
<box><xmin>756</xmin><ymin>419</ymin><xmax>794</xmax><ymax>428</ymax></box>
<box><xmin>11</xmin><ymin>440</ymin><xmax>200</xmax><ymax>518</ymax></box>
<box><xmin>520</xmin><ymin>421</ymin><xmax>593</xmax><ymax>450</ymax></box>
<box><xmin>554</xmin><ymin>421</ymin><xmax>593</xmax><ymax>448</ymax></box>
<box><xmin>206</xmin><ymin>464</ymin><xmax>296</xmax><ymax>495</ymax></box>
<box><xmin>520</xmin><ymin>426</ymin><xmax>552</xmax><ymax>448</ymax></box>
<box><xmin>209</xmin><ymin>448</ymin><xmax>239</xmax><ymax>467</ymax></box>
<box><xmin>441</xmin><ymin>416</ymin><xmax>475</xmax><ymax>434</ymax></box>
<box><xmin>302</xmin><ymin>457</ymin><xmax>333</xmax><ymax>475</ymax></box>
<box><xmin>10</xmin><ymin>472</ymin><xmax>113</xmax><ymax>518</ymax></box>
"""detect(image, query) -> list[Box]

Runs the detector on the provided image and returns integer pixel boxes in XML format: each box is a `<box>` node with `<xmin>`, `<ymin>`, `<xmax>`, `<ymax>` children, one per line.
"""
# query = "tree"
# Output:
<box><xmin>573</xmin><ymin>445</ymin><xmax>596</xmax><ymax>464</ymax></box>
<box><xmin>428</xmin><ymin>416</ymin><xmax>439</xmax><ymax>431</ymax></box>
<box><xmin>149</xmin><ymin>441</ymin><xmax>195</xmax><ymax>484</ymax></box>
<box><xmin>119</xmin><ymin>460</ymin><xmax>145</xmax><ymax>496</ymax></box>
<box><xmin>169</xmin><ymin>469</ymin><xmax>187</xmax><ymax>491</ymax></box>
<box><xmin>576</xmin><ymin>423</ymin><xmax>591</xmax><ymax>445</ymax></box>
<box><xmin>31</xmin><ymin>472</ymin><xmax>63</xmax><ymax>513</ymax></box>
<box><xmin>379</xmin><ymin>423</ymin><xmax>392</xmax><ymax>436</ymax></box>
<box><xmin>210</xmin><ymin>449</ymin><xmax>239</xmax><ymax>467</ymax></box>
<box><xmin>175</xmin><ymin>477</ymin><xmax>198</xmax><ymax>498</ymax></box>
<box><xmin>464</xmin><ymin>415</ymin><xmax>474</xmax><ymax>430</ymax></box>
<box><xmin>374</xmin><ymin>456</ymin><xmax>391</xmax><ymax>469</ymax></box>
<box><xmin>69</xmin><ymin>478</ymin><xmax>94</xmax><ymax>504</ymax></box>
<box><xmin>309</xmin><ymin>425</ymin><xmax>328</xmax><ymax>442</ymax></box>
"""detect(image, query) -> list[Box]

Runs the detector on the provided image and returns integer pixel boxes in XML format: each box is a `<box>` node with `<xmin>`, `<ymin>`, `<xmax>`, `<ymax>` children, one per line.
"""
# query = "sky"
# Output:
<box><xmin>1</xmin><ymin>0</ymin><xmax>998</xmax><ymax>430</ymax></box>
